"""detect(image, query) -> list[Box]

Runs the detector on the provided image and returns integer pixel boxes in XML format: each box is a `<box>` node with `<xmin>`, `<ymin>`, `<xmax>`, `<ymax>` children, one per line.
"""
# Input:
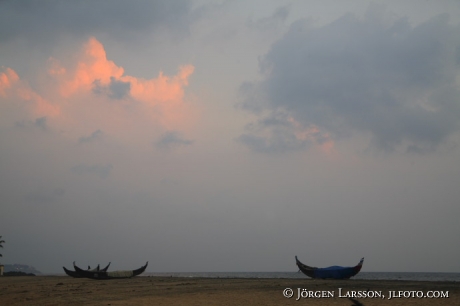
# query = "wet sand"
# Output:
<box><xmin>0</xmin><ymin>276</ymin><xmax>458</xmax><ymax>305</ymax></box>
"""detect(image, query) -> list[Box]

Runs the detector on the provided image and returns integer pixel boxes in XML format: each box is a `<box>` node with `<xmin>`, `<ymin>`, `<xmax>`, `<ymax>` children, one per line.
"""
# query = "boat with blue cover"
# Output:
<box><xmin>295</xmin><ymin>256</ymin><xmax>364</xmax><ymax>279</ymax></box>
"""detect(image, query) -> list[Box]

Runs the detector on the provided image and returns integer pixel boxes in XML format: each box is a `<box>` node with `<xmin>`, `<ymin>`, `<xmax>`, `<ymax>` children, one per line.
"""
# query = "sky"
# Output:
<box><xmin>1</xmin><ymin>0</ymin><xmax>460</xmax><ymax>274</ymax></box>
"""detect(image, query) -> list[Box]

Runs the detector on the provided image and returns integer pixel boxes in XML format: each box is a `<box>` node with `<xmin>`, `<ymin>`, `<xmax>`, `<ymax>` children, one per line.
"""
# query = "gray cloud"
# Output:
<box><xmin>71</xmin><ymin>164</ymin><xmax>113</xmax><ymax>179</ymax></box>
<box><xmin>238</xmin><ymin>132</ymin><xmax>307</xmax><ymax>154</ymax></box>
<box><xmin>93</xmin><ymin>77</ymin><xmax>131</xmax><ymax>100</ymax></box>
<box><xmin>0</xmin><ymin>0</ymin><xmax>191</xmax><ymax>44</ymax></box>
<box><xmin>15</xmin><ymin>117</ymin><xmax>49</xmax><ymax>131</ymax></box>
<box><xmin>156</xmin><ymin>131</ymin><xmax>193</xmax><ymax>149</ymax></box>
<box><xmin>108</xmin><ymin>77</ymin><xmax>131</xmax><ymax>100</ymax></box>
<box><xmin>34</xmin><ymin>117</ymin><xmax>48</xmax><ymax>131</ymax></box>
<box><xmin>246</xmin><ymin>6</ymin><xmax>289</xmax><ymax>32</ymax></box>
<box><xmin>237</xmin><ymin>111</ymin><xmax>312</xmax><ymax>153</ymax></box>
<box><xmin>240</xmin><ymin>8</ymin><xmax>460</xmax><ymax>153</ymax></box>
<box><xmin>78</xmin><ymin>130</ymin><xmax>104</xmax><ymax>144</ymax></box>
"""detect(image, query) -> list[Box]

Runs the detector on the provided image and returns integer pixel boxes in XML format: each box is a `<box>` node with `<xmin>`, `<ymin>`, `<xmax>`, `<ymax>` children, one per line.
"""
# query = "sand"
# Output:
<box><xmin>0</xmin><ymin>276</ymin><xmax>458</xmax><ymax>305</ymax></box>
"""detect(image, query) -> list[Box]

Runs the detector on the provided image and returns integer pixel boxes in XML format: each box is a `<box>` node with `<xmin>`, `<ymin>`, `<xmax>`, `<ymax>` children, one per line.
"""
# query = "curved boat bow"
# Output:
<box><xmin>73</xmin><ymin>262</ymin><xmax>148</xmax><ymax>279</ymax></box>
<box><xmin>295</xmin><ymin>256</ymin><xmax>364</xmax><ymax>279</ymax></box>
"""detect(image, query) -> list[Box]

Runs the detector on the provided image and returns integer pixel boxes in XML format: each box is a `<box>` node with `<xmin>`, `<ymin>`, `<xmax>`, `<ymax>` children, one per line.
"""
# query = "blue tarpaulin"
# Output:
<box><xmin>296</xmin><ymin>256</ymin><xmax>364</xmax><ymax>279</ymax></box>
<box><xmin>313</xmin><ymin>266</ymin><xmax>357</xmax><ymax>279</ymax></box>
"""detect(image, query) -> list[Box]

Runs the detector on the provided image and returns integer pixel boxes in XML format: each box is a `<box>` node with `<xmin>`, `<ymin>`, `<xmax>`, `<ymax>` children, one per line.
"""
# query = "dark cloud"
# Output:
<box><xmin>34</xmin><ymin>117</ymin><xmax>48</xmax><ymax>131</ymax></box>
<box><xmin>108</xmin><ymin>77</ymin><xmax>131</xmax><ymax>99</ymax></box>
<box><xmin>156</xmin><ymin>131</ymin><xmax>193</xmax><ymax>148</ymax></box>
<box><xmin>246</xmin><ymin>6</ymin><xmax>289</xmax><ymax>32</ymax></box>
<box><xmin>71</xmin><ymin>163</ymin><xmax>113</xmax><ymax>179</ymax></box>
<box><xmin>237</xmin><ymin>111</ymin><xmax>312</xmax><ymax>153</ymax></box>
<box><xmin>240</xmin><ymin>8</ymin><xmax>460</xmax><ymax>153</ymax></box>
<box><xmin>78</xmin><ymin>129</ymin><xmax>103</xmax><ymax>144</ymax></box>
<box><xmin>0</xmin><ymin>0</ymin><xmax>191</xmax><ymax>44</ymax></box>
<box><xmin>15</xmin><ymin>116</ymin><xmax>48</xmax><ymax>131</ymax></box>
<box><xmin>93</xmin><ymin>77</ymin><xmax>131</xmax><ymax>100</ymax></box>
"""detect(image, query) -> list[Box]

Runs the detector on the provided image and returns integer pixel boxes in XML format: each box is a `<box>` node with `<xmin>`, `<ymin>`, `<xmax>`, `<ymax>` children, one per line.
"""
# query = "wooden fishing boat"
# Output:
<box><xmin>63</xmin><ymin>262</ymin><xmax>111</xmax><ymax>278</ymax></box>
<box><xmin>295</xmin><ymin>256</ymin><xmax>364</xmax><ymax>279</ymax></box>
<box><xmin>73</xmin><ymin>262</ymin><xmax>148</xmax><ymax>279</ymax></box>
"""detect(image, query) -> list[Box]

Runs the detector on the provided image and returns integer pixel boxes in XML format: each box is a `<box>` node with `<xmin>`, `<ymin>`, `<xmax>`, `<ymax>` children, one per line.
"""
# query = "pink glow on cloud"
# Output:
<box><xmin>49</xmin><ymin>37</ymin><xmax>194</xmax><ymax>104</ymax></box>
<box><xmin>0</xmin><ymin>67</ymin><xmax>19</xmax><ymax>96</ymax></box>
<box><xmin>288</xmin><ymin>116</ymin><xmax>336</xmax><ymax>154</ymax></box>
<box><xmin>122</xmin><ymin>65</ymin><xmax>195</xmax><ymax>127</ymax></box>
<box><xmin>317</xmin><ymin>136</ymin><xmax>335</xmax><ymax>155</ymax></box>
<box><xmin>125</xmin><ymin>65</ymin><xmax>194</xmax><ymax>103</ymax></box>
<box><xmin>0</xmin><ymin>67</ymin><xmax>59</xmax><ymax>117</ymax></box>
<box><xmin>47</xmin><ymin>37</ymin><xmax>196</xmax><ymax>129</ymax></box>
<box><xmin>1</xmin><ymin>37</ymin><xmax>196</xmax><ymax>141</ymax></box>
<box><xmin>51</xmin><ymin>37</ymin><xmax>125</xmax><ymax>97</ymax></box>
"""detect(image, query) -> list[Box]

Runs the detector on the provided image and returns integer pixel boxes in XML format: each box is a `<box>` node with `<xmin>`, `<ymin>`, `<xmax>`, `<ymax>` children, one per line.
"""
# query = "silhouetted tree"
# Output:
<box><xmin>0</xmin><ymin>235</ymin><xmax>4</xmax><ymax>258</ymax></box>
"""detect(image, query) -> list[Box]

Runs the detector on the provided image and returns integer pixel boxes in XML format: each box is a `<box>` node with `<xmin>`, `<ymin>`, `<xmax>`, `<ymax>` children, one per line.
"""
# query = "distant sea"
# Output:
<box><xmin>143</xmin><ymin>272</ymin><xmax>460</xmax><ymax>282</ymax></box>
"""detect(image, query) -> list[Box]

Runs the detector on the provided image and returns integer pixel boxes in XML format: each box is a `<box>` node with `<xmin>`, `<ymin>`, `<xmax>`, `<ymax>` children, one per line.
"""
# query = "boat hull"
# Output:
<box><xmin>73</xmin><ymin>262</ymin><xmax>148</xmax><ymax>280</ymax></box>
<box><xmin>63</xmin><ymin>262</ymin><xmax>111</xmax><ymax>278</ymax></box>
<box><xmin>295</xmin><ymin>256</ymin><xmax>364</xmax><ymax>279</ymax></box>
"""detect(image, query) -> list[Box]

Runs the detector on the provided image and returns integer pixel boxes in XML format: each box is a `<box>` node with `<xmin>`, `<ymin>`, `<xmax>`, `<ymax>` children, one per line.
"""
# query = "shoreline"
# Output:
<box><xmin>1</xmin><ymin>276</ymin><xmax>459</xmax><ymax>305</ymax></box>
<box><xmin>34</xmin><ymin>271</ymin><xmax>460</xmax><ymax>281</ymax></box>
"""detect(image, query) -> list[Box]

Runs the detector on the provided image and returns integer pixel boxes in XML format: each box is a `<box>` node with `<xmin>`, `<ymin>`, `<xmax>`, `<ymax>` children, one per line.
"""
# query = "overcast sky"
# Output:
<box><xmin>1</xmin><ymin>0</ymin><xmax>460</xmax><ymax>274</ymax></box>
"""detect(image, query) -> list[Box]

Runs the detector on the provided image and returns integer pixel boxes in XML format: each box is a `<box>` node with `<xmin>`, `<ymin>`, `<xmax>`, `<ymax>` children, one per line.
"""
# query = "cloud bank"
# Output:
<box><xmin>240</xmin><ymin>9</ymin><xmax>460</xmax><ymax>153</ymax></box>
<box><xmin>0</xmin><ymin>0</ymin><xmax>191</xmax><ymax>44</ymax></box>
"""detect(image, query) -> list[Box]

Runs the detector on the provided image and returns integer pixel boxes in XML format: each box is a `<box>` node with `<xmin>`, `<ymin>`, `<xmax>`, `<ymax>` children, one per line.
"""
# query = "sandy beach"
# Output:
<box><xmin>0</xmin><ymin>276</ymin><xmax>458</xmax><ymax>305</ymax></box>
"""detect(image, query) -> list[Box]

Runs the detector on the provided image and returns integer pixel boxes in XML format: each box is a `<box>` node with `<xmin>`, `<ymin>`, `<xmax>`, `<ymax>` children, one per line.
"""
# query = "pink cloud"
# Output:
<box><xmin>46</xmin><ymin>37</ymin><xmax>196</xmax><ymax>129</ymax></box>
<box><xmin>0</xmin><ymin>67</ymin><xmax>59</xmax><ymax>118</ymax></box>
<box><xmin>125</xmin><ymin>65</ymin><xmax>194</xmax><ymax>103</ymax></box>
<box><xmin>1</xmin><ymin>37</ymin><xmax>196</xmax><ymax>138</ymax></box>
<box><xmin>50</xmin><ymin>37</ymin><xmax>125</xmax><ymax>97</ymax></box>
<box><xmin>0</xmin><ymin>67</ymin><xmax>19</xmax><ymax>96</ymax></box>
